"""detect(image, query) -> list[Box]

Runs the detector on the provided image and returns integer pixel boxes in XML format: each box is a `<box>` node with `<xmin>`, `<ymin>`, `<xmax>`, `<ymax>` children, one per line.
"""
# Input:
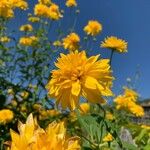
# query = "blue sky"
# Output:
<box><xmin>9</xmin><ymin>0</ymin><xmax>150</xmax><ymax>99</ymax></box>
<box><xmin>64</xmin><ymin>0</ymin><xmax>150</xmax><ymax>99</ymax></box>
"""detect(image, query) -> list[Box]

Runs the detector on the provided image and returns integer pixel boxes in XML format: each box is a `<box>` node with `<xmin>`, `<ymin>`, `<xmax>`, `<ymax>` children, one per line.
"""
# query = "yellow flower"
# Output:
<box><xmin>38</xmin><ymin>0</ymin><xmax>51</xmax><ymax>5</ymax></box>
<box><xmin>46</xmin><ymin>51</ymin><xmax>113</xmax><ymax>110</ymax></box>
<box><xmin>11</xmin><ymin>100</ymin><xmax>18</xmax><ymax>107</ymax></box>
<box><xmin>0</xmin><ymin>36</ymin><xmax>10</xmax><ymax>43</ymax></box>
<box><xmin>129</xmin><ymin>103</ymin><xmax>144</xmax><ymax>117</ymax></box>
<box><xmin>106</xmin><ymin>111</ymin><xmax>115</xmax><ymax>121</ymax></box>
<box><xmin>101</xmin><ymin>36</ymin><xmax>127</xmax><ymax>53</ymax></box>
<box><xmin>7</xmin><ymin>88</ymin><xmax>14</xmax><ymax>95</ymax></box>
<box><xmin>20</xmin><ymin>105</ymin><xmax>27</xmax><ymax>112</ymax></box>
<box><xmin>53</xmin><ymin>40</ymin><xmax>62</xmax><ymax>47</ymax></box>
<box><xmin>28</xmin><ymin>16</ymin><xmax>40</xmax><ymax>22</ymax></box>
<box><xmin>47</xmin><ymin>109</ymin><xmax>60</xmax><ymax>117</ymax></box>
<box><xmin>114</xmin><ymin>88</ymin><xmax>144</xmax><ymax>117</ymax></box>
<box><xmin>124</xmin><ymin>87</ymin><xmax>138</xmax><ymax>102</ymax></box>
<box><xmin>10</xmin><ymin>114</ymin><xmax>81</xmax><ymax>150</ymax></box>
<box><xmin>62</xmin><ymin>33</ymin><xmax>80</xmax><ymax>51</ymax></box>
<box><xmin>20</xmin><ymin>91</ymin><xmax>29</xmax><ymax>99</ymax></box>
<box><xmin>28</xmin><ymin>84</ymin><xmax>37</xmax><ymax>89</ymax></box>
<box><xmin>33</xmin><ymin>103</ymin><xmax>42</xmax><ymax>111</ymax></box>
<box><xmin>0</xmin><ymin>0</ymin><xmax>27</xmax><ymax>18</ymax></box>
<box><xmin>34</xmin><ymin>3</ymin><xmax>62</xmax><ymax>20</ymax></box>
<box><xmin>0</xmin><ymin>109</ymin><xmax>14</xmax><ymax>124</ymax></box>
<box><xmin>19</xmin><ymin>36</ymin><xmax>38</xmax><ymax>46</ymax></box>
<box><xmin>66</xmin><ymin>0</ymin><xmax>77</xmax><ymax>7</ymax></box>
<box><xmin>69</xmin><ymin>103</ymin><xmax>90</xmax><ymax>122</ymax></box>
<box><xmin>31</xmin><ymin>121</ymin><xmax>80</xmax><ymax>150</ymax></box>
<box><xmin>34</xmin><ymin>3</ymin><xmax>49</xmax><ymax>17</ymax></box>
<box><xmin>141</xmin><ymin>125</ymin><xmax>150</xmax><ymax>130</ymax></box>
<box><xmin>10</xmin><ymin>114</ymin><xmax>38</xmax><ymax>150</ymax></box>
<box><xmin>47</xmin><ymin>3</ymin><xmax>62</xmax><ymax>20</ymax></box>
<box><xmin>39</xmin><ymin>109</ymin><xmax>60</xmax><ymax>120</ymax></box>
<box><xmin>0</xmin><ymin>1</ymin><xmax>14</xmax><ymax>18</ymax></box>
<box><xmin>103</xmin><ymin>133</ymin><xmax>113</xmax><ymax>142</ymax></box>
<box><xmin>19</xmin><ymin>24</ymin><xmax>33</xmax><ymax>32</ymax></box>
<box><xmin>20</xmin><ymin>24</ymin><xmax>33</xmax><ymax>32</ymax></box>
<box><xmin>84</xmin><ymin>20</ymin><xmax>102</xmax><ymax>36</ymax></box>
<box><xmin>114</xmin><ymin>95</ymin><xmax>132</xmax><ymax>110</ymax></box>
<box><xmin>79</xmin><ymin>103</ymin><xmax>90</xmax><ymax>114</ymax></box>
<box><xmin>10</xmin><ymin>0</ymin><xmax>28</xmax><ymax>10</ymax></box>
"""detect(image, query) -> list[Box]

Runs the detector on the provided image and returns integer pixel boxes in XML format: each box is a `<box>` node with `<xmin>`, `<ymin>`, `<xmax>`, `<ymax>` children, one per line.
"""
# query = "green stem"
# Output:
<box><xmin>97</xmin><ymin>104</ymin><xmax>106</xmax><ymax>118</ymax></box>
<box><xmin>110</xmin><ymin>49</ymin><xmax>114</xmax><ymax>66</ymax></box>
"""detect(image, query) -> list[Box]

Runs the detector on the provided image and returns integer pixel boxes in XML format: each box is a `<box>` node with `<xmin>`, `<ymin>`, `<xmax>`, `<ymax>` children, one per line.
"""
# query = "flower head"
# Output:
<box><xmin>34</xmin><ymin>3</ymin><xmax>62</xmax><ymax>20</ymax></box>
<box><xmin>34</xmin><ymin>3</ymin><xmax>49</xmax><ymax>17</ymax></box>
<box><xmin>47</xmin><ymin>3</ymin><xmax>62</xmax><ymax>20</ymax></box>
<box><xmin>38</xmin><ymin>0</ymin><xmax>51</xmax><ymax>5</ymax></box>
<box><xmin>20</xmin><ymin>24</ymin><xmax>33</xmax><ymax>32</ymax></box>
<box><xmin>53</xmin><ymin>40</ymin><xmax>62</xmax><ymax>47</ymax></box>
<box><xmin>10</xmin><ymin>114</ymin><xmax>81</xmax><ymax>150</ymax></box>
<box><xmin>114</xmin><ymin>88</ymin><xmax>144</xmax><ymax>117</ymax></box>
<box><xmin>10</xmin><ymin>0</ymin><xmax>28</xmax><ymax>10</ymax></box>
<box><xmin>106</xmin><ymin>111</ymin><xmax>115</xmax><ymax>121</ymax></box>
<box><xmin>19</xmin><ymin>36</ymin><xmax>38</xmax><ymax>46</ymax></box>
<box><xmin>39</xmin><ymin>109</ymin><xmax>60</xmax><ymax>120</ymax></box>
<box><xmin>28</xmin><ymin>16</ymin><xmax>40</xmax><ymax>22</ymax></box>
<box><xmin>0</xmin><ymin>0</ymin><xmax>14</xmax><ymax>18</ymax></box>
<box><xmin>63</xmin><ymin>33</ymin><xmax>80</xmax><ymax>51</ymax></box>
<box><xmin>0</xmin><ymin>109</ymin><xmax>14</xmax><ymax>124</ymax></box>
<box><xmin>101</xmin><ymin>36</ymin><xmax>127</xmax><ymax>53</ymax></box>
<box><xmin>0</xmin><ymin>0</ymin><xmax>28</xmax><ymax>18</ymax></box>
<box><xmin>84</xmin><ymin>20</ymin><xmax>102</xmax><ymax>36</ymax></box>
<box><xmin>103</xmin><ymin>133</ymin><xmax>113</xmax><ymax>142</ymax></box>
<box><xmin>46</xmin><ymin>51</ymin><xmax>113</xmax><ymax>110</ymax></box>
<box><xmin>141</xmin><ymin>125</ymin><xmax>150</xmax><ymax>130</ymax></box>
<box><xmin>66</xmin><ymin>0</ymin><xmax>77</xmax><ymax>7</ymax></box>
<box><xmin>20</xmin><ymin>91</ymin><xmax>29</xmax><ymax>99</ymax></box>
<box><xmin>123</xmin><ymin>87</ymin><xmax>138</xmax><ymax>102</ymax></box>
<box><xmin>129</xmin><ymin>103</ymin><xmax>144</xmax><ymax>117</ymax></box>
<box><xmin>0</xmin><ymin>36</ymin><xmax>10</xmax><ymax>43</ymax></box>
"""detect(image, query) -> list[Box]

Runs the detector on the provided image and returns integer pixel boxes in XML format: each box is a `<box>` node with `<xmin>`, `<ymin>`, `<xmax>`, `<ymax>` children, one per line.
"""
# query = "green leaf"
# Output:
<box><xmin>122</xmin><ymin>141</ymin><xmax>138</xmax><ymax>150</ymax></box>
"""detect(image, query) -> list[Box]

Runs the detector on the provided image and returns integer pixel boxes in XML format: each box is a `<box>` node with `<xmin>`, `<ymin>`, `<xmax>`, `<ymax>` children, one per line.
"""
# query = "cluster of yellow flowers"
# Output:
<box><xmin>101</xmin><ymin>36</ymin><xmax>127</xmax><ymax>53</ymax></box>
<box><xmin>0</xmin><ymin>0</ymin><xmax>28</xmax><ymax>18</ymax></box>
<box><xmin>46</xmin><ymin>51</ymin><xmax>113</xmax><ymax>110</ymax></box>
<box><xmin>19</xmin><ymin>36</ymin><xmax>38</xmax><ymax>46</ymax></box>
<box><xmin>59</xmin><ymin>20</ymin><xmax>127</xmax><ymax>54</ymax></box>
<box><xmin>0</xmin><ymin>109</ymin><xmax>14</xmax><ymax>124</ymax></box>
<box><xmin>34</xmin><ymin>0</ymin><xmax>62</xmax><ymax>20</ymax></box>
<box><xmin>114</xmin><ymin>87</ymin><xmax>144</xmax><ymax>117</ymax></box>
<box><xmin>20</xmin><ymin>24</ymin><xmax>33</xmax><ymax>32</ymax></box>
<box><xmin>9</xmin><ymin>114</ymin><xmax>81</xmax><ymax>150</ymax></box>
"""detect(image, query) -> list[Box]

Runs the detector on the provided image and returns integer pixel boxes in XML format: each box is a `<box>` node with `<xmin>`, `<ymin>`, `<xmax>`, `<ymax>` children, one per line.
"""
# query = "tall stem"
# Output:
<box><xmin>110</xmin><ymin>49</ymin><xmax>114</xmax><ymax>66</ymax></box>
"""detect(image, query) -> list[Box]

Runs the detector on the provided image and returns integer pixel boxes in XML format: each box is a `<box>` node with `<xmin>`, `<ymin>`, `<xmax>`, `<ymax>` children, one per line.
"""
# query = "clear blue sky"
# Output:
<box><xmin>9</xmin><ymin>0</ymin><xmax>150</xmax><ymax>99</ymax></box>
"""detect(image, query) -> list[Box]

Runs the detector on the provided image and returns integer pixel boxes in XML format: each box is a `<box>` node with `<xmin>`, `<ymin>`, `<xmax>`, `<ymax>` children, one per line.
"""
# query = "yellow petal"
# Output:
<box><xmin>84</xmin><ymin>76</ymin><xmax>104</xmax><ymax>90</ymax></box>
<box><xmin>71</xmin><ymin>81</ymin><xmax>81</xmax><ymax>96</ymax></box>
